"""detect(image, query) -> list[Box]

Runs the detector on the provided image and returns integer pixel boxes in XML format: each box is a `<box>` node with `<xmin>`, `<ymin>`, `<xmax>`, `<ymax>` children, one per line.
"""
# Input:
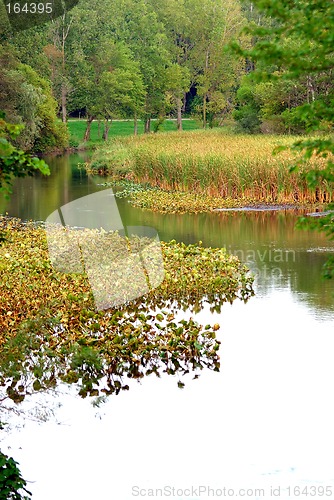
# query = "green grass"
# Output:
<box><xmin>67</xmin><ymin>118</ymin><xmax>201</xmax><ymax>148</ymax></box>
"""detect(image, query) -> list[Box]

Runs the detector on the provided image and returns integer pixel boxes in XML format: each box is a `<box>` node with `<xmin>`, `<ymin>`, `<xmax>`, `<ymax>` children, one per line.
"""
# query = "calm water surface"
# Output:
<box><xmin>1</xmin><ymin>153</ymin><xmax>334</xmax><ymax>499</ymax></box>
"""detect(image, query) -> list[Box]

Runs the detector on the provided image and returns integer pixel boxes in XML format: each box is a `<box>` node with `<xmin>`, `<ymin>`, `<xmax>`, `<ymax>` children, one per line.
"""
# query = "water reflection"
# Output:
<box><xmin>116</xmin><ymin>200</ymin><xmax>334</xmax><ymax>312</ymax></box>
<box><xmin>2</xmin><ymin>291</ymin><xmax>334</xmax><ymax>500</ymax></box>
<box><xmin>0</xmin><ymin>152</ymin><xmax>96</xmax><ymax>221</ymax></box>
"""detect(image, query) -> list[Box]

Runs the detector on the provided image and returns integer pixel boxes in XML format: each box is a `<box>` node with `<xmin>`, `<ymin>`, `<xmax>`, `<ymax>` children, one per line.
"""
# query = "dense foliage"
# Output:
<box><xmin>0</xmin><ymin>114</ymin><xmax>50</xmax><ymax>199</ymax></box>
<box><xmin>0</xmin><ymin>45</ymin><xmax>68</xmax><ymax>153</ymax></box>
<box><xmin>233</xmin><ymin>0</ymin><xmax>334</xmax><ymax>135</ymax></box>
<box><xmin>0</xmin><ymin>0</ymin><xmax>332</xmax><ymax>144</ymax></box>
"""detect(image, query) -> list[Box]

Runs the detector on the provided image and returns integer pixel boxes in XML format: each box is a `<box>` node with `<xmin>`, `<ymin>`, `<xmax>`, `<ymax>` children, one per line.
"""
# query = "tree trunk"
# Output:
<box><xmin>176</xmin><ymin>97</ymin><xmax>183</xmax><ymax>131</ymax></box>
<box><xmin>203</xmin><ymin>48</ymin><xmax>209</xmax><ymax>128</ymax></box>
<box><xmin>61</xmin><ymin>83</ymin><xmax>67</xmax><ymax>123</ymax></box>
<box><xmin>134</xmin><ymin>112</ymin><xmax>138</xmax><ymax>135</ymax></box>
<box><xmin>102</xmin><ymin>118</ymin><xmax>111</xmax><ymax>141</ymax></box>
<box><xmin>307</xmin><ymin>75</ymin><xmax>315</xmax><ymax>103</ymax></box>
<box><xmin>61</xmin><ymin>15</ymin><xmax>67</xmax><ymax>123</ymax></box>
<box><xmin>144</xmin><ymin>117</ymin><xmax>151</xmax><ymax>133</ymax></box>
<box><xmin>182</xmin><ymin>92</ymin><xmax>187</xmax><ymax>113</ymax></box>
<box><xmin>50</xmin><ymin>14</ymin><xmax>72</xmax><ymax>123</ymax></box>
<box><xmin>203</xmin><ymin>94</ymin><xmax>207</xmax><ymax>128</ymax></box>
<box><xmin>83</xmin><ymin>115</ymin><xmax>94</xmax><ymax>142</ymax></box>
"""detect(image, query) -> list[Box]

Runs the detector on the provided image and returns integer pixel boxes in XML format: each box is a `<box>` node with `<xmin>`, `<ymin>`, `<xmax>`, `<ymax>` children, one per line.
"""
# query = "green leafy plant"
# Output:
<box><xmin>0</xmin><ymin>451</ymin><xmax>31</xmax><ymax>500</ymax></box>
<box><xmin>0</xmin><ymin>113</ymin><xmax>50</xmax><ymax>199</ymax></box>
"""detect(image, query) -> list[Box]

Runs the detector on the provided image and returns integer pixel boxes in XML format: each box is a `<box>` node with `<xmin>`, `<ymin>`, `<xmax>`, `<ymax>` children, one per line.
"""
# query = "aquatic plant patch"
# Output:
<box><xmin>0</xmin><ymin>217</ymin><xmax>254</xmax><ymax>402</ymax></box>
<box><xmin>101</xmin><ymin>179</ymin><xmax>160</xmax><ymax>198</ymax></box>
<box><xmin>102</xmin><ymin>179</ymin><xmax>252</xmax><ymax>213</ymax></box>
<box><xmin>90</xmin><ymin>130</ymin><xmax>333</xmax><ymax>204</ymax></box>
<box><xmin>127</xmin><ymin>189</ymin><xmax>279</xmax><ymax>214</ymax></box>
<box><xmin>103</xmin><ymin>180</ymin><xmax>310</xmax><ymax>214</ymax></box>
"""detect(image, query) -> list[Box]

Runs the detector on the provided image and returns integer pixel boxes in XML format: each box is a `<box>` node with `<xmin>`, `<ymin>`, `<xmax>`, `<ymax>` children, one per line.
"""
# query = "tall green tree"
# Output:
<box><xmin>165</xmin><ymin>64</ymin><xmax>191</xmax><ymax>130</ymax></box>
<box><xmin>185</xmin><ymin>0</ymin><xmax>248</xmax><ymax>127</ymax></box>
<box><xmin>69</xmin><ymin>37</ymin><xmax>145</xmax><ymax>141</ymax></box>
<box><xmin>111</xmin><ymin>0</ymin><xmax>172</xmax><ymax>132</ymax></box>
<box><xmin>149</xmin><ymin>0</ymin><xmax>192</xmax><ymax>130</ymax></box>
<box><xmin>47</xmin><ymin>11</ymin><xmax>74</xmax><ymax>123</ymax></box>
<box><xmin>94</xmin><ymin>42</ymin><xmax>146</xmax><ymax>140</ymax></box>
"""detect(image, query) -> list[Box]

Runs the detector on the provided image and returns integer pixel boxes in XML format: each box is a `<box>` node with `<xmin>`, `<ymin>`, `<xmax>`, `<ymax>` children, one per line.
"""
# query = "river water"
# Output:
<box><xmin>1</xmin><ymin>152</ymin><xmax>334</xmax><ymax>500</ymax></box>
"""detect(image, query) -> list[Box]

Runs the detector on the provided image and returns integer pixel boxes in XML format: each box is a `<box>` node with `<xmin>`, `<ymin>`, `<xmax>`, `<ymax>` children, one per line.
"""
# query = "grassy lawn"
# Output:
<box><xmin>67</xmin><ymin>118</ymin><xmax>201</xmax><ymax>147</ymax></box>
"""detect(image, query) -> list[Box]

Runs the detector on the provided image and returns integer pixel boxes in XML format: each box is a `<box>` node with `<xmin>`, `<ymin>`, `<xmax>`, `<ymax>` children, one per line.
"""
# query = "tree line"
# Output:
<box><xmin>0</xmin><ymin>0</ymin><xmax>333</xmax><ymax>151</ymax></box>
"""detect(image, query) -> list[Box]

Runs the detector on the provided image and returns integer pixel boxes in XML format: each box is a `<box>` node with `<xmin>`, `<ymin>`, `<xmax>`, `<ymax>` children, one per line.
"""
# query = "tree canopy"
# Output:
<box><xmin>0</xmin><ymin>0</ymin><xmax>332</xmax><ymax>144</ymax></box>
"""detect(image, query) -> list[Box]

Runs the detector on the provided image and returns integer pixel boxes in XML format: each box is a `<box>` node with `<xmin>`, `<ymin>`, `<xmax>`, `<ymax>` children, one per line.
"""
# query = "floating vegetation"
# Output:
<box><xmin>101</xmin><ymin>179</ymin><xmax>159</xmax><ymax>198</ymax></box>
<box><xmin>102</xmin><ymin>179</ymin><xmax>290</xmax><ymax>214</ymax></box>
<box><xmin>128</xmin><ymin>189</ymin><xmax>275</xmax><ymax>214</ymax></box>
<box><xmin>0</xmin><ymin>216</ymin><xmax>254</xmax><ymax>402</ymax></box>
